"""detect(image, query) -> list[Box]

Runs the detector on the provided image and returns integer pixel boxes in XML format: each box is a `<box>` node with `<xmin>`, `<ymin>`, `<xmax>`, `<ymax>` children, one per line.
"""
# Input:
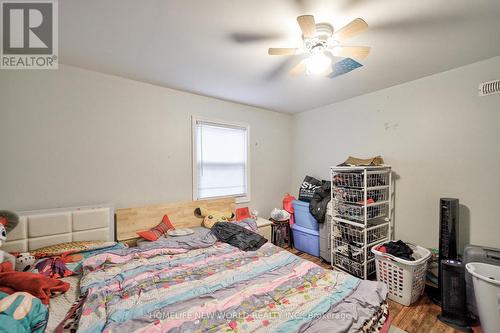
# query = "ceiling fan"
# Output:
<box><xmin>268</xmin><ymin>15</ymin><xmax>370</xmax><ymax>78</ymax></box>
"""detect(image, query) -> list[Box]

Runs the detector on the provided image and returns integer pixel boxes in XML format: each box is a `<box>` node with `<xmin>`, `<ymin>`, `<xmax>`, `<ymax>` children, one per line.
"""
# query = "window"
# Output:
<box><xmin>192</xmin><ymin>117</ymin><xmax>250</xmax><ymax>203</ymax></box>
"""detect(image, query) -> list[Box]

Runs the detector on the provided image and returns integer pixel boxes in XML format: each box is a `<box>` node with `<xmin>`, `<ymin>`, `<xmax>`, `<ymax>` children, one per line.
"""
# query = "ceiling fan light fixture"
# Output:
<box><xmin>268</xmin><ymin>15</ymin><xmax>369</xmax><ymax>78</ymax></box>
<box><xmin>306</xmin><ymin>53</ymin><xmax>332</xmax><ymax>75</ymax></box>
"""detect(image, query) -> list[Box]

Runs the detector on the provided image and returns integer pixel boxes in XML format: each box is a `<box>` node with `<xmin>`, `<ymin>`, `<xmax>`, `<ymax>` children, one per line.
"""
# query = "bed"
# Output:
<box><xmin>6</xmin><ymin>199</ymin><xmax>388</xmax><ymax>332</ymax></box>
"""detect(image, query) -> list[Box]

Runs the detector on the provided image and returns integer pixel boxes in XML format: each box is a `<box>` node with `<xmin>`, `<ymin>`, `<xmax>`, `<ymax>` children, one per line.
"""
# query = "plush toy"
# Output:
<box><xmin>0</xmin><ymin>210</ymin><xmax>19</xmax><ymax>268</ymax></box>
<box><xmin>15</xmin><ymin>253</ymin><xmax>36</xmax><ymax>272</ymax></box>
<box><xmin>194</xmin><ymin>208</ymin><xmax>234</xmax><ymax>229</ymax></box>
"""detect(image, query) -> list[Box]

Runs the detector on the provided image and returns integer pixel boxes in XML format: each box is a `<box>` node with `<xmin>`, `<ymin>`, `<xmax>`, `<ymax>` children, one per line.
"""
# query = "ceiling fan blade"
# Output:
<box><xmin>268</xmin><ymin>48</ymin><xmax>299</xmax><ymax>56</ymax></box>
<box><xmin>288</xmin><ymin>60</ymin><xmax>306</xmax><ymax>76</ymax></box>
<box><xmin>297</xmin><ymin>15</ymin><xmax>316</xmax><ymax>38</ymax></box>
<box><xmin>331</xmin><ymin>46</ymin><xmax>370</xmax><ymax>60</ymax></box>
<box><xmin>230</xmin><ymin>32</ymin><xmax>283</xmax><ymax>43</ymax></box>
<box><xmin>333</xmin><ymin>18</ymin><xmax>368</xmax><ymax>41</ymax></box>
<box><xmin>327</xmin><ymin>58</ymin><xmax>363</xmax><ymax>78</ymax></box>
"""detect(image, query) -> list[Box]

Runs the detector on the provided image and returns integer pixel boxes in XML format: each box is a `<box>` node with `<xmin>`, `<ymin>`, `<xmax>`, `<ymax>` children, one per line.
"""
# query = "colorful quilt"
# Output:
<box><xmin>76</xmin><ymin>242</ymin><xmax>387</xmax><ymax>333</ymax></box>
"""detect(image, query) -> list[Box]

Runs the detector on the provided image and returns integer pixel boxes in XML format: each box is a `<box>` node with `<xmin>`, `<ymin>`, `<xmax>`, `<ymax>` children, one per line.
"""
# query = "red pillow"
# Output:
<box><xmin>235</xmin><ymin>207</ymin><xmax>251</xmax><ymax>221</ymax></box>
<box><xmin>137</xmin><ymin>214</ymin><xmax>175</xmax><ymax>241</ymax></box>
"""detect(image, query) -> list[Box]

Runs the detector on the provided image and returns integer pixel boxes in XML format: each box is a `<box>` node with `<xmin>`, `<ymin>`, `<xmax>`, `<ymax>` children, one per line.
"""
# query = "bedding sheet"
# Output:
<box><xmin>76</xmin><ymin>242</ymin><xmax>387</xmax><ymax>333</ymax></box>
<box><xmin>136</xmin><ymin>227</ymin><xmax>217</xmax><ymax>250</ymax></box>
<box><xmin>46</xmin><ymin>275</ymin><xmax>80</xmax><ymax>332</ymax></box>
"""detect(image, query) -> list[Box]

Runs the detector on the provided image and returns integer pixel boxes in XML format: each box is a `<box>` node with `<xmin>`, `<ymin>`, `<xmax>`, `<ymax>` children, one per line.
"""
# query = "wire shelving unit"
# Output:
<box><xmin>330</xmin><ymin>165</ymin><xmax>393</xmax><ymax>279</ymax></box>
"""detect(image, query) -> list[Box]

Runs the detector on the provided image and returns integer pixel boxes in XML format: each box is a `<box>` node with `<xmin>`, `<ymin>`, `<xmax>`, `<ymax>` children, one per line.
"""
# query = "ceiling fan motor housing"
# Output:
<box><xmin>315</xmin><ymin>23</ymin><xmax>334</xmax><ymax>39</ymax></box>
<box><xmin>304</xmin><ymin>23</ymin><xmax>335</xmax><ymax>54</ymax></box>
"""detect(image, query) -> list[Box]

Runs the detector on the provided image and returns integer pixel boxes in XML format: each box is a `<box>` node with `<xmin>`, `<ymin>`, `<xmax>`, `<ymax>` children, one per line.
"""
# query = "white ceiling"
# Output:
<box><xmin>60</xmin><ymin>0</ymin><xmax>500</xmax><ymax>113</ymax></box>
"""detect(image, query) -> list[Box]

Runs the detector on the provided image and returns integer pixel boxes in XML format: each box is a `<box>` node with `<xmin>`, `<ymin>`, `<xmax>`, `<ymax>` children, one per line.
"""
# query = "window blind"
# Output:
<box><xmin>195</xmin><ymin>120</ymin><xmax>248</xmax><ymax>199</ymax></box>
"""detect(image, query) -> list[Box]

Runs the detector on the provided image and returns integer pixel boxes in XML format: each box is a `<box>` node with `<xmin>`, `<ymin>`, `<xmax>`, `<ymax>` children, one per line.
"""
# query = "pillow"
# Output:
<box><xmin>235</xmin><ymin>207</ymin><xmax>251</xmax><ymax>221</ymax></box>
<box><xmin>137</xmin><ymin>214</ymin><xmax>175</xmax><ymax>241</ymax></box>
<box><xmin>30</xmin><ymin>242</ymin><xmax>127</xmax><ymax>278</ymax></box>
<box><xmin>33</xmin><ymin>254</ymin><xmax>74</xmax><ymax>279</ymax></box>
<box><xmin>167</xmin><ymin>228</ymin><xmax>194</xmax><ymax>237</ymax></box>
<box><xmin>30</xmin><ymin>241</ymin><xmax>117</xmax><ymax>259</ymax></box>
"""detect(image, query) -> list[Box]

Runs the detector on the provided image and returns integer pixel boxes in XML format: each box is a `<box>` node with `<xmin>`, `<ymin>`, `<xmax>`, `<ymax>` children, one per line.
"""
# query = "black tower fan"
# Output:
<box><xmin>437</xmin><ymin>198</ymin><xmax>471</xmax><ymax>331</ymax></box>
<box><xmin>438</xmin><ymin>198</ymin><xmax>459</xmax><ymax>294</ymax></box>
<box><xmin>437</xmin><ymin>260</ymin><xmax>471</xmax><ymax>332</ymax></box>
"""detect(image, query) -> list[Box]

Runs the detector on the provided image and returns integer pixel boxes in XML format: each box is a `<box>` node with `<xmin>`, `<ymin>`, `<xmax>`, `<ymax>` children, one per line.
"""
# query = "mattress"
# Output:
<box><xmin>65</xmin><ymin>241</ymin><xmax>388</xmax><ymax>332</ymax></box>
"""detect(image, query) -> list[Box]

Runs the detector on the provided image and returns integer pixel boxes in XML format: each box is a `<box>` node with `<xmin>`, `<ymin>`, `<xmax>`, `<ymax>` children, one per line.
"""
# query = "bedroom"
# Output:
<box><xmin>0</xmin><ymin>0</ymin><xmax>499</xmax><ymax>332</ymax></box>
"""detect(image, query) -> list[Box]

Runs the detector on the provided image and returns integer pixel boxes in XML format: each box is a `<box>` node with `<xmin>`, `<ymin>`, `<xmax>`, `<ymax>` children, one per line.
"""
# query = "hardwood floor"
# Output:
<box><xmin>387</xmin><ymin>295</ymin><xmax>462</xmax><ymax>333</ymax></box>
<box><xmin>285</xmin><ymin>247</ymin><xmax>468</xmax><ymax>333</ymax></box>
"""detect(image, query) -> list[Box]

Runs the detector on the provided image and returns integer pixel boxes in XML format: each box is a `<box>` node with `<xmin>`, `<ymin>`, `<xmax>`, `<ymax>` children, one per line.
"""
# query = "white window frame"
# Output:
<box><xmin>192</xmin><ymin>116</ymin><xmax>251</xmax><ymax>203</ymax></box>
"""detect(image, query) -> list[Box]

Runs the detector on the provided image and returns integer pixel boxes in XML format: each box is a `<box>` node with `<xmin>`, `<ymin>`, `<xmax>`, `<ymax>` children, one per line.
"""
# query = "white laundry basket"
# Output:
<box><xmin>372</xmin><ymin>243</ymin><xmax>431</xmax><ymax>306</ymax></box>
<box><xmin>466</xmin><ymin>263</ymin><xmax>500</xmax><ymax>333</ymax></box>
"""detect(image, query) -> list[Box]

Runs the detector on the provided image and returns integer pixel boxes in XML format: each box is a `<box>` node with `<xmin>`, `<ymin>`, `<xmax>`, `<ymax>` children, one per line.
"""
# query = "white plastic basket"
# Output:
<box><xmin>372</xmin><ymin>243</ymin><xmax>431</xmax><ymax>306</ymax></box>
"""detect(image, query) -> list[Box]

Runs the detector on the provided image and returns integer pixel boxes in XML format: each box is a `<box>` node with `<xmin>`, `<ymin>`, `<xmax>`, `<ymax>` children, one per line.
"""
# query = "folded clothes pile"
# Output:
<box><xmin>378</xmin><ymin>240</ymin><xmax>415</xmax><ymax>261</ymax></box>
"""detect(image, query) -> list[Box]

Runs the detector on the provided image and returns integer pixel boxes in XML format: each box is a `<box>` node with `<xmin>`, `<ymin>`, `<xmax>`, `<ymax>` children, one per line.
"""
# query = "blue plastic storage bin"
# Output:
<box><xmin>292</xmin><ymin>200</ymin><xmax>318</xmax><ymax>231</ymax></box>
<box><xmin>291</xmin><ymin>224</ymin><xmax>320</xmax><ymax>257</ymax></box>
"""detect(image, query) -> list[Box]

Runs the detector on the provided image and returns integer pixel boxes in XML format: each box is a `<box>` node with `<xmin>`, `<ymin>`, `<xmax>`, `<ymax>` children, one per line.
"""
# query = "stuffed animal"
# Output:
<box><xmin>15</xmin><ymin>253</ymin><xmax>36</xmax><ymax>272</ymax></box>
<box><xmin>194</xmin><ymin>208</ymin><xmax>234</xmax><ymax>229</ymax></box>
<box><xmin>0</xmin><ymin>210</ymin><xmax>19</xmax><ymax>268</ymax></box>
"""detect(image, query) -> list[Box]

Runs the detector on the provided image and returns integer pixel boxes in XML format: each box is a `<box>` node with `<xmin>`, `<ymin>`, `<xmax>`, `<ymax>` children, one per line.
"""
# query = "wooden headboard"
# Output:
<box><xmin>115</xmin><ymin>198</ymin><xmax>235</xmax><ymax>243</ymax></box>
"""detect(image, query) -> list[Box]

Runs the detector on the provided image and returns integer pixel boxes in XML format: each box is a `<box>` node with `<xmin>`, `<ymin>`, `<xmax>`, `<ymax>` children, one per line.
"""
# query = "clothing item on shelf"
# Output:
<box><xmin>335</xmin><ymin>244</ymin><xmax>364</xmax><ymax>260</ymax></box>
<box><xmin>335</xmin><ymin>203</ymin><xmax>381</xmax><ymax>221</ymax></box>
<box><xmin>210</xmin><ymin>222</ymin><xmax>267</xmax><ymax>251</ymax></box>
<box><xmin>378</xmin><ymin>240</ymin><xmax>415</xmax><ymax>261</ymax></box>
<box><xmin>309</xmin><ymin>181</ymin><xmax>331</xmax><ymax>223</ymax></box>
<box><xmin>337</xmin><ymin>155</ymin><xmax>384</xmax><ymax>167</ymax></box>
<box><xmin>332</xmin><ymin>171</ymin><xmax>388</xmax><ymax>188</ymax></box>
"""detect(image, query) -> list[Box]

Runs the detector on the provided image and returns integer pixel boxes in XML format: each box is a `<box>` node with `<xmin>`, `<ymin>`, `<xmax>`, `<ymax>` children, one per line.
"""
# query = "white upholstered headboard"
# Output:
<box><xmin>3</xmin><ymin>204</ymin><xmax>114</xmax><ymax>253</ymax></box>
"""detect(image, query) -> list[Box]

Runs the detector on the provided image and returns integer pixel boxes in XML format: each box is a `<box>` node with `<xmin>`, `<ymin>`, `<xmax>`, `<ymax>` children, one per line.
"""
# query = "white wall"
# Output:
<box><xmin>292</xmin><ymin>56</ymin><xmax>500</xmax><ymax>250</ymax></box>
<box><xmin>2</xmin><ymin>57</ymin><xmax>499</xmax><ymax>250</ymax></box>
<box><xmin>0</xmin><ymin>65</ymin><xmax>293</xmax><ymax>217</ymax></box>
